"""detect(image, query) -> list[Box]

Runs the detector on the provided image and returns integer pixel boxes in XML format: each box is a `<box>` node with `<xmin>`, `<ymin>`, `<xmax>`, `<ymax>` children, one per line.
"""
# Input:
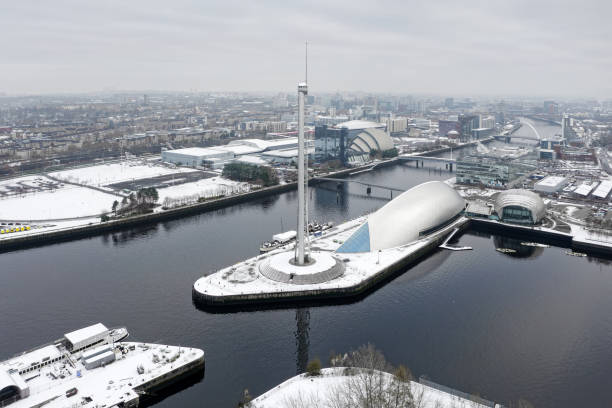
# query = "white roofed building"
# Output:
<box><xmin>64</xmin><ymin>323</ymin><xmax>109</xmax><ymax>352</ymax></box>
<box><xmin>534</xmin><ymin>176</ymin><xmax>567</xmax><ymax>193</ymax></box>
<box><xmin>494</xmin><ymin>189</ymin><xmax>546</xmax><ymax>225</ymax></box>
<box><xmin>337</xmin><ymin>181</ymin><xmax>466</xmax><ymax>253</ymax></box>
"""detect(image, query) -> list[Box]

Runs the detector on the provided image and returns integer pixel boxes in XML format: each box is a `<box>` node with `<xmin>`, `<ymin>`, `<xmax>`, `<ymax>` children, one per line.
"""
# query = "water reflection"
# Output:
<box><xmin>139</xmin><ymin>368</ymin><xmax>205</xmax><ymax>408</ymax></box>
<box><xmin>295</xmin><ymin>308</ymin><xmax>310</xmax><ymax>374</ymax></box>
<box><xmin>493</xmin><ymin>235</ymin><xmax>544</xmax><ymax>259</ymax></box>
<box><xmin>101</xmin><ymin>224</ymin><xmax>160</xmax><ymax>246</ymax></box>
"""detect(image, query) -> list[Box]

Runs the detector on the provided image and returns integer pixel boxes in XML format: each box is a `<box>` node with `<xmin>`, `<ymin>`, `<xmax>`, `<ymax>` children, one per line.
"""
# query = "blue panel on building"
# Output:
<box><xmin>336</xmin><ymin>222</ymin><xmax>371</xmax><ymax>253</ymax></box>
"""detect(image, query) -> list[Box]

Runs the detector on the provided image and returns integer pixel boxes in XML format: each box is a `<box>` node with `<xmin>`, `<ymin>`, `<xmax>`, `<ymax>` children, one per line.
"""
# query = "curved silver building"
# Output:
<box><xmin>337</xmin><ymin>181</ymin><xmax>466</xmax><ymax>253</ymax></box>
<box><xmin>348</xmin><ymin>128</ymin><xmax>394</xmax><ymax>155</ymax></box>
<box><xmin>494</xmin><ymin>189</ymin><xmax>545</xmax><ymax>224</ymax></box>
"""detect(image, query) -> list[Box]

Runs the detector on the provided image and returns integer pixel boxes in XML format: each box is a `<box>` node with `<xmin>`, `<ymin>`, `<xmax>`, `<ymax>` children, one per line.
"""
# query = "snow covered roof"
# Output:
<box><xmin>64</xmin><ymin>323</ymin><xmax>108</xmax><ymax>346</ymax></box>
<box><xmin>262</xmin><ymin>147</ymin><xmax>314</xmax><ymax>158</ymax></box>
<box><xmin>234</xmin><ymin>155</ymin><xmax>268</xmax><ymax>166</ymax></box>
<box><xmin>592</xmin><ymin>180</ymin><xmax>612</xmax><ymax>199</ymax></box>
<box><xmin>574</xmin><ymin>183</ymin><xmax>597</xmax><ymax>196</ymax></box>
<box><xmin>536</xmin><ymin>176</ymin><xmax>567</xmax><ymax>187</ymax></box>
<box><xmin>3</xmin><ymin>345</ymin><xmax>62</xmax><ymax>371</ymax></box>
<box><xmin>334</xmin><ymin>120</ymin><xmax>385</xmax><ymax>130</ymax></box>
<box><xmin>164</xmin><ymin>147</ymin><xmax>230</xmax><ymax>157</ymax></box>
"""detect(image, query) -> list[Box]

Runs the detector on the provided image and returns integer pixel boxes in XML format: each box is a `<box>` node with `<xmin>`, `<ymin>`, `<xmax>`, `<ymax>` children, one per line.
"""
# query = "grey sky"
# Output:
<box><xmin>1</xmin><ymin>0</ymin><xmax>610</xmax><ymax>97</ymax></box>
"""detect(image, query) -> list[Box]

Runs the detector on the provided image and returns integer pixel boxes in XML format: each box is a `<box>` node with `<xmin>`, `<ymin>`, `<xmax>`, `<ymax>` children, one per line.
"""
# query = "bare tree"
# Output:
<box><xmin>333</xmin><ymin>344</ymin><xmax>414</xmax><ymax>408</ymax></box>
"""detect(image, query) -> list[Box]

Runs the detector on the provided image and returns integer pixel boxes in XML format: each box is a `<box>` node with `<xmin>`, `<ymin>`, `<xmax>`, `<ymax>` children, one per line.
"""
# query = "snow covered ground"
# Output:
<box><xmin>252</xmin><ymin>368</ymin><xmax>494</xmax><ymax>408</ymax></box>
<box><xmin>0</xmin><ymin>184</ymin><xmax>117</xmax><ymax>220</ymax></box>
<box><xmin>50</xmin><ymin>162</ymin><xmax>194</xmax><ymax>187</ymax></box>
<box><xmin>157</xmin><ymin>177</ymin><xmax>249</xmax><ymax>208</ymax></box>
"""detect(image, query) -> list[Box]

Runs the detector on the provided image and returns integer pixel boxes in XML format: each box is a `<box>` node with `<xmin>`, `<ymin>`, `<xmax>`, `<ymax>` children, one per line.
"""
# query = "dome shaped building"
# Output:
<box><xmin>337</xmin><ymin>181</ymin><xmax>466</xmax><ymax>253</ymax></box>
<box><xmin>348</xmin><ymin>128</ymin><xmax>395</xmax><ymax>155</ymax></box>
<box><xmin>494</xmin><ymin>189</ymin><xmax>545</xmax><ymax>224</ymax></box>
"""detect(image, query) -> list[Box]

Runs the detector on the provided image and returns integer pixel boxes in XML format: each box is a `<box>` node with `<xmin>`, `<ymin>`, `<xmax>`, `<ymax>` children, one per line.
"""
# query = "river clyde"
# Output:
<box><xmin>1</xmin><ymin>124</ymin><xmax>611</xmax><ymax>408</ymax></box>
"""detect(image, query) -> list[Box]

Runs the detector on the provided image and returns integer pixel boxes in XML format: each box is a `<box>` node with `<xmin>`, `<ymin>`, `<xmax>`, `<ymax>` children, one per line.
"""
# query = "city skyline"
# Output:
<box><xmin>1</xmin><ymin>0</ymin><xmax>611</xmax><ymax>98</ymax></box>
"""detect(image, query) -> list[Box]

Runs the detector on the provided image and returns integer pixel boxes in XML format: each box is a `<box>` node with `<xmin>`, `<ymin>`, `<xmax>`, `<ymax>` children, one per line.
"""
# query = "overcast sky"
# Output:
<box><xmin>1</xmin><ymin>0</ymin><xmax>610</xmax><ymax>98</ymax></box>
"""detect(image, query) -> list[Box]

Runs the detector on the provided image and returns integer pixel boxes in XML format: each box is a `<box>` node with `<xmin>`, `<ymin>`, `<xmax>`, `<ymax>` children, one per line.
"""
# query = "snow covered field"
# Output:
<box><xmin>157</xmin><ymin>177</ymin><xmax>248</xmax><ymax>206</ymax></box>
<box><xmin>50</xmin><ymin>162</ymin><xmax>194</xmax><ymax>187</ymax></box>
<box><xmin>252</xmin><ymin>368</ymin><xmax>492</xmax><ymax>408</ymax></box>
<box><xmin>0</xmin><ymin>184</ymin><xmax>117</xmax><ymax>220</ymax></box>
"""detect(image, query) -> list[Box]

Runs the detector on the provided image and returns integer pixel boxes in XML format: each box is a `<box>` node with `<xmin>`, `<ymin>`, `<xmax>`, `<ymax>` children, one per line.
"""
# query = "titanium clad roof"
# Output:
<box><xmin>348</xmin><ymin>128</ymin><xmax>395</xmax><ymax>154</ymax></box>
<box><xmin>494</xmin><ymin>189</ymin><xmax>546</xmax><ymax>222</ymax></box>
<box><xmin>336</xmin><ymin>181</ymin><xmax>466</xmax><ymax>253</ymax></box>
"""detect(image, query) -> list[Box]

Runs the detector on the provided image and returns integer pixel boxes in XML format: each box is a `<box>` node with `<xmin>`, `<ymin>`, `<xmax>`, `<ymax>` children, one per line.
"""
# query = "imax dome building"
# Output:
<box><xmin>494</xmin><ymin>189</ymin><xmax>546</xmax><ymax>224</ymax></box>
<box><xmin>337</xmin><ymin>181</ymin><xmax>466</xmax><ymax>253</ymax></box>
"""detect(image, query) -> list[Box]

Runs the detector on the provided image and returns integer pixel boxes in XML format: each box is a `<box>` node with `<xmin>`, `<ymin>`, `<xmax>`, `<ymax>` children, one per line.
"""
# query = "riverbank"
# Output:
<box><xmin>0</xmin><ymin>157</ymin><xmax>402</xmax><ymax>252</ymax></box>
<box><xmin>251</xmin><ymin>367</ymin><xmax>498</xmax><ymax>408</ymax></box>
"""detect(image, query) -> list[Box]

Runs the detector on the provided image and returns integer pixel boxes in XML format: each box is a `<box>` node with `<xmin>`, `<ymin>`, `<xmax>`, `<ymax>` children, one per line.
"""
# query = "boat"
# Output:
<box><xmin>259</xmin><ymin>222</ymin><xmax>334</xmax><ymax>252</ymax></box>
<box><xmin>520</xmin><ymin>242</ymin><xmax>550</xmax><ymax>248</ymax></box>
<box><xmin>0</xmin><ymin>323</ymin><xmax>205</xmax><ymax>408</ymax></box>
<box><xmin>565</xmin><ymin>250</ymin><xmax>587</xmax><ymax>257</ymax></box>
<box><xmin>496</xmin><ymin>248</ymin><xmax>517</xmax><ymax>254</ymax></box>
<box><xmin>260</xmin><ymin>230</ymin><xmax>297</xmax><ymax>253</ymax></box>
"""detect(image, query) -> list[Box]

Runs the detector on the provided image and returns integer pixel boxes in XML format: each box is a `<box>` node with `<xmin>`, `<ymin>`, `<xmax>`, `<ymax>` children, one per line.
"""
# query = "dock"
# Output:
<box><xmin>439</xmin><ymin>228</ymin><xmax>472</xmax><ymax>251</ymax></box>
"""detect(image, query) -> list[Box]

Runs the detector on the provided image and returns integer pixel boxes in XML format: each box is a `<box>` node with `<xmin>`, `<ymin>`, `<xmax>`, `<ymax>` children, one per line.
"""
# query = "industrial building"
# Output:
<box><xmin>494</xmin><ymin>189</ymin><xmax>546</xmax><ymax>224</ymax></box>
<box><xmin>336</xmin><ymin>181</ymin><xmax>466</xmax><ymax>253</ymax></box>
<box><xmin>456</xmin><ymin>156</ymin><xmax>512</xmax><ymax>187</ymax></box>
<box><xmin>261</xmin><ymin>147</ymin><xmax>315</xmax><ymax>164</ymax></box>
<box><xmin>534</xmin><ymin>176</ymin><xmax>567</xmax><ymax>193</ymax></box>
<box><xmin>161</xmin><ymin>137</ymin><xmax>301</xmax><ymax>168</ymax></box>
<box><xmin>592</xmin><ymin>180</ymin><xmax>612</xmax><ymax>200</ymax></box>
<box><xmin>161</xmin><ymin>147</ymin><xmax>233</xmax><ymax>168</ymax></box>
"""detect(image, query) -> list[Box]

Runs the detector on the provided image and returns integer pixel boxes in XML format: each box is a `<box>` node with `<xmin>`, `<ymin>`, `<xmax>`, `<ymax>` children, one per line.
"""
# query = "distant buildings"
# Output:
<box><xmin>438</xmin><ymin>115</ymin><xmax>480</xmax><ymax>141</ymax></box>
<box><xmin>456</xmin><ymin>156</ymin><xmax>512</xmax><ymax>187</ymax></box>
<box><xmin>161</xmin><ymin>137</ymin><xmax>304</xmax><ymax>168</ymax></box>
<box><xmin>438</xmin><ymin>120</ymin><xmax>460</xmax><ymax>138</ymax></box>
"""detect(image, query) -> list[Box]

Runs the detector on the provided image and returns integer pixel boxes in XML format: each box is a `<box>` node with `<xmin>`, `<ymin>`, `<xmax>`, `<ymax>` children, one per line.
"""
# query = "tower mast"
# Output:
<box><xmin>296</xmin><ymin>60</ymin><xmax>309</xmax><ymax>264</ymax></box>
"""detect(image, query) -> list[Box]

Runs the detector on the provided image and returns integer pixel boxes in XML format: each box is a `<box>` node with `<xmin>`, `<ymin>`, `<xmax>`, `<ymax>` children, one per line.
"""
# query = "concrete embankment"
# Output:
<box><xmin>192</xmin><ymin>220</ymin><xmax>470</xmax><ymax>308</ymax></box>
<box><xmin>469</xmin><ymin>218</ymin><xmax>612</xmax><ymax>258</ymax></box>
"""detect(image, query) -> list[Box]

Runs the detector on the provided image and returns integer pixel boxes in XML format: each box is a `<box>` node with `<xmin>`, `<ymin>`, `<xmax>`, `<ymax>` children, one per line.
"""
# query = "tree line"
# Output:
<box><xmin>222</xmin><ymin>163</ymin><xmax>279</xmax><ymax>187</ymax></box>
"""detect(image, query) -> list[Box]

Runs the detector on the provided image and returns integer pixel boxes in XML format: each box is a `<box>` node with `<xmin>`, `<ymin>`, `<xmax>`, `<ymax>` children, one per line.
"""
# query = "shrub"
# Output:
<box><xmin>306</xmin><ymin>357</ymin><xmax>322</xmax><ymax>376</ymax></box>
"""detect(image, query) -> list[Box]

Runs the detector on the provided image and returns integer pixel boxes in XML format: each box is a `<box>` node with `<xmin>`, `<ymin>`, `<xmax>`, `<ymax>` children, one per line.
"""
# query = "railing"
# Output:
<box><xmin>419</xmin><ymin>376</ymin><xmax>500</xmax><ymax>408</ymax></box>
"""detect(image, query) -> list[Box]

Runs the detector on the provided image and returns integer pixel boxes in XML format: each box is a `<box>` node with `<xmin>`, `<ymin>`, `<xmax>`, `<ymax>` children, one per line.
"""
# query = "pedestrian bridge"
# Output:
<box><xmin>398</xmin><ymin>155</ymin><xmax>456</xmax><ymax>164</ymax></box>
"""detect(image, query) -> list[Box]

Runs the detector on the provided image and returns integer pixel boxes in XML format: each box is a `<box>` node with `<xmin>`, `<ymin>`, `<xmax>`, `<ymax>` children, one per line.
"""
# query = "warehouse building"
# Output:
<box><xmin>161</xmin><ymin>147</ymin><xmax>233</xmax><ymax>167</ymax></box>
<box><xmin>534</xmin><ymin>176</ymin><xmax>567</xmax><ymax>194</ymax></box>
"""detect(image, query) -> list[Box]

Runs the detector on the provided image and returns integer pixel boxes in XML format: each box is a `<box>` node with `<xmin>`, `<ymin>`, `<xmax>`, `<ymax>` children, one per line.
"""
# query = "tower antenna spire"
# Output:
<box><xmin>305</xmin><ymin>41</ymin><xmax>308</xmax><ymax>84</ymax></box>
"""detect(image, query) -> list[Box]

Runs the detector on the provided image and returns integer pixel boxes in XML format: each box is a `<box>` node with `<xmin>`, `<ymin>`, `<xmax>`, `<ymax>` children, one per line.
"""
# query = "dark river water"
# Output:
<box><xmin>2</xmin><ymin>127</ymin><xmax>612</xmax><ymax>408</ymax></box>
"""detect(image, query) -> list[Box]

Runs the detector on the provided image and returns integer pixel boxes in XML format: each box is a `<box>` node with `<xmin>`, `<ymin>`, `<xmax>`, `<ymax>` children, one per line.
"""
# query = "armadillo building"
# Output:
<box><xmin>337</xmin><ymin>181</ymin><xmax>466</xmax><ymax>253</ymax></box>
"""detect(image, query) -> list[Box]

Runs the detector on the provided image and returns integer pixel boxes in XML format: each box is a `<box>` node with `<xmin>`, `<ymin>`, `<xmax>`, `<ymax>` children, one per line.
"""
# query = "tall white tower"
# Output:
<box><xmin>296</xmin><ymin>81</ymin><xmax>309</xmax><ymax>265</ymax></box>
